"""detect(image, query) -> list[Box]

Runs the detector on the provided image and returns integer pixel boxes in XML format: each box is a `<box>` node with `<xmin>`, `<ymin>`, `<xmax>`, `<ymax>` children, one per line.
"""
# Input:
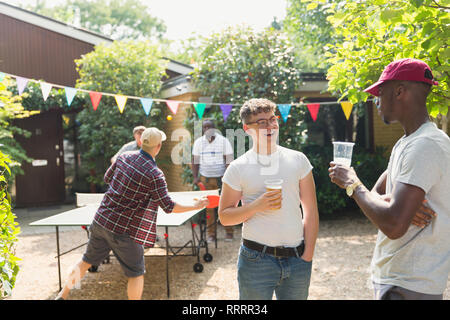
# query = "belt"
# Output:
<box><xmin>243</xmin><ymin>239</ymin><xmax>304</xmax><ymax>258</ymax></box>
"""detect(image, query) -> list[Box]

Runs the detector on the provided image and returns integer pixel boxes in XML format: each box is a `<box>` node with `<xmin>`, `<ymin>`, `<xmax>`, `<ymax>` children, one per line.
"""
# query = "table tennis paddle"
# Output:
<box><xmin>197</xmin><ymin>182</ymin><xmax>206</xmax><ymax>191</ymax></box>
<box><xmin>206</xmin><ymin>195</ymin><xmax>220</xmax><ymax>208</ymax></box>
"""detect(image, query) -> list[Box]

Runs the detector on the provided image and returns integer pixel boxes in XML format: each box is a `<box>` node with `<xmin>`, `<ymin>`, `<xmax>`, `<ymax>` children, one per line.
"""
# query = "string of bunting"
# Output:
<box><xmin>0</xmin><ymin>71</ymin><xmax>369</xmax><ymax>122</ymax></box>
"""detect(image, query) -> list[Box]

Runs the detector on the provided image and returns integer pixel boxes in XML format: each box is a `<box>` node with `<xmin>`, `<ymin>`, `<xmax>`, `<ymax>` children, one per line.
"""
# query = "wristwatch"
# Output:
<box><xmin>346</xmin><ymin>180</ymin><xmax>362</xmax><ymax>197</ymax></box>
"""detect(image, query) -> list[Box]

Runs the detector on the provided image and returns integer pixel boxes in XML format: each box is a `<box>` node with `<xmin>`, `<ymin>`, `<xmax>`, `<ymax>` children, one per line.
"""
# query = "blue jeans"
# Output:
<box><xmin>237</xmin><ymin>243</ymin><xmax>312</xmax><ymax>300</ymax></box>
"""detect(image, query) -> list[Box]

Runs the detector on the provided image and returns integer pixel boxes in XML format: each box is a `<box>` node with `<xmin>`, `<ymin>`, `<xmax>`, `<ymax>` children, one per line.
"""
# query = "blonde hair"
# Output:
<box><xmin>240</xmin><ymin>98</ymin><xmax>276</xmax><ymax>124</ymax></box>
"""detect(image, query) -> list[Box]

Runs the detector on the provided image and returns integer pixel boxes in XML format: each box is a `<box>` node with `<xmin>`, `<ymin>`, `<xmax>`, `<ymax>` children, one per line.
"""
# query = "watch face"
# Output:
<box><xmin>346</xmin><ymin>186</ymin><xmax>353</xmax><ymax>197</ymax></box>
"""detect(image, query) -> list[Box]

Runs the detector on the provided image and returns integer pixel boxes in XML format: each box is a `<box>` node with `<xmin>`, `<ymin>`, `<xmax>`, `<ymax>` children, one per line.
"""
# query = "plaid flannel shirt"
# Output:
<box><xmin>94</xmin><ymin>149</ymin><xmax>175</xmax><ymax>247</ymax></box>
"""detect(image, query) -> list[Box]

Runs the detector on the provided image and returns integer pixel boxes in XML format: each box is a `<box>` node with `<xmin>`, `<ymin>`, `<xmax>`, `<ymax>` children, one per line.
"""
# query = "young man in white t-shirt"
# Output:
<box><xmin>219</xmin><ymin>98</ymin><xmax>319</xmax><ymax>300</ymax></box>
<box><xmin>329</xmin><ymin>59</ymin><xmax>449</xmax><ymax>299</ymax></box>
<box><xmin>192</xmin><ymin>119</ymin><xmax>234</xmax><ymax>242</ymax></box>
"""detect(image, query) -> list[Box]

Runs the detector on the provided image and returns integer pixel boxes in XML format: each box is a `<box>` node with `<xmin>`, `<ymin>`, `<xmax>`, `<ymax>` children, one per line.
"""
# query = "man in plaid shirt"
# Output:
<box><xmin>56</xmin><ymin>127</ymin><xmax>209</xmax><ymax>300</ymax></box>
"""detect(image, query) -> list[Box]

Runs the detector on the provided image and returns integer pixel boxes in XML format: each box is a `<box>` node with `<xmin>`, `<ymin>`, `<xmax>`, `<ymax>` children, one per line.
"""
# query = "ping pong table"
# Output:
<box><xmin>29</xmin><ymin>190</ymin><xmax>219</xmax><ymax>298</ymax></box>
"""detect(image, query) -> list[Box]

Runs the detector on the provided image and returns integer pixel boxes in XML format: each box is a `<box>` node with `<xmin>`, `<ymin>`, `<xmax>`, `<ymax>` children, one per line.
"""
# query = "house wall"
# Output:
<box><xmin>0</xmin><ymin>13</ymin><xmax>95</xmax><ymax>87</ymax></box>
<box><xmin>158</xmin><ymin>91</ymin><xmax>202</xmax><ymax>192</ymax></box>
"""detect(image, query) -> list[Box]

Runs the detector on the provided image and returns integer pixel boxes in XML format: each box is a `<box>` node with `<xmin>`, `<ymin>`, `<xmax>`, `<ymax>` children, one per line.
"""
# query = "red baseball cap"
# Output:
<box><xmin>364</xmin><ymin>58</ymin><xmax>438</xmax><ymax>96</ymax></box>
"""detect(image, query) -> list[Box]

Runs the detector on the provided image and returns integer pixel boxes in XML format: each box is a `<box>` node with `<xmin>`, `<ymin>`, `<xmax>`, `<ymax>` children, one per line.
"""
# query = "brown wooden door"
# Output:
<box><xmin>14</xmin><ymin>109</ymin><xmax>65</xmax><ymax>207</ymax></box>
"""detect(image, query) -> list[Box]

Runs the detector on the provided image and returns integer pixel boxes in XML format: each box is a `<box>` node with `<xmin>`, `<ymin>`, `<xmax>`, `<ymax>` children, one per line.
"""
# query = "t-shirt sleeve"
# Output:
<box><xmin>395</xmin><ymin>139</ymin><xmax>441</xmax><ymax>193</ymax></box>
<box><xmin>222</xmin><ymin>162</ymin><xmax>242</xmax><ymax>191</ymax></box>
<box><xmin>192</xmin><ymin>138</ymin><xmax>201</xmax><ymax>156</ymax></box>
<box><xmin>297</xmin><ymin>152</ymin><xmax>314</xmax><ymax>180</ymax></box>
<box><xmin>149</xmin><ymin>170</ymin><xmax>176</xmax><ymax>213</ymax></box>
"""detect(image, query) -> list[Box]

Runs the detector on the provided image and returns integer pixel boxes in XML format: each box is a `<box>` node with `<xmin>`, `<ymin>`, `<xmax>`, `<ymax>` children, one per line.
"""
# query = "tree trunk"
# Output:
<box><xmin>442</xmin><ymin>114</ymin><xmax>448</xmax><ymax>134</ymax></box>
<box><xmin>352</xmin><ymin>108</ymin><xmax>359</xmax><ymax>142</ymax></box>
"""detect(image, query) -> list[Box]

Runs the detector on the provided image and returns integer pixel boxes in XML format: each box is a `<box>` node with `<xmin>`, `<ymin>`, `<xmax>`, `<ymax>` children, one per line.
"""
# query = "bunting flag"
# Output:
<box><xmin>64</xmin><ymin>87</ymin><xmax>77</xmax><ymax>107</ymax></box>
<box><xmin>277</xmin><ymin>104</ymin><xmax>292</xmax><ymax>122</ymax></box>
<box><xmin>62</xmin><ymin>115</ymin><xmax>70</xmax><ymax>125</ymax></box>
<box><xmin>341</xmin><ymin>101</ymin><xmax>354</xmax><ymax>120</ymax></box>
<box><xmin>140</xmin><ymin>98</ymin><xmax>153</xmax><ymax>116</ymax></box>
<box><xmin>16</xmin><ymin>76</ymin><xmax>29</xmax><ymax>95</ymax></box>
<box><xmin>307</xmin><ymin>103</ymin><xmax>320</xmax><ymax>122</ymax></box>
<box><xmin>220</xmin><ymin>104</ymin><xmax>233</xmax><ymax>122</ymax></box>
<box><xmin>2</xmin><ymin>70</ymin><xmax>373</xmax><ymax>123</ymax></box>
<box><xmin>40</xmin><ymin>82</ymin><xmax>52</xmax><ymax>101</ymax></box>
<box><xmin>193</xmin><ymin>102</ymin><xmax>206</xmax><ymax>120</ymax></box>
<box><xmin>166</xmin><ymin>100</ymin><xmax>180</xmax><ymax>114</ymax></box>
<box><xmin>89</xmin><ymin>91</ymin><xmax>102</xmax><ymax>111</ymax></box>
<box><xmin>114</xmin><ymin>95</ymin><xmax>127</xmax><ymax>113</ymax></box>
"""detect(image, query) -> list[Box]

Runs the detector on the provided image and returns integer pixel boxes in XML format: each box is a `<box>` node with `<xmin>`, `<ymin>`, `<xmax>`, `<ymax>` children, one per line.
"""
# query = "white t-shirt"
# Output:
<box><xmin>192</xmin><ymin>134</ymin><xmax>233</xmax><ymax>178</ymax></box>
<box><xmin>371</xmin><ymin>122</ymin><xmax>450</xmax><ymax>295</ymax></box>
<box><xmin>222</xmin><ymin>146</ymin><xmax>313</xmax><ymax>247</ymax></box>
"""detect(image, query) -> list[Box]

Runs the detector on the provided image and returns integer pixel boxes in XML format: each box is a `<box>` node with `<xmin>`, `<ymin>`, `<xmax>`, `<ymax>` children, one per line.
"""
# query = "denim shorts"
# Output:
<box><xmin>82</xmin><ymin>221</ymin><xmax>145</xmax><ymax>278</ymax></box>
<box><xmin>237</xmin><ymin>243</ymin><xmax>312</xmax><ymax>300</ymax></box>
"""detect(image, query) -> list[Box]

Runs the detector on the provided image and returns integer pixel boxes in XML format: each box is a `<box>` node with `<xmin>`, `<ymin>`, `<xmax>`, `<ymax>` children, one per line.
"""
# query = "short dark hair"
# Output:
<box><xmin>240</xmin><ymin>98</ymin><xmax>277</xmax><ymax>124</ymax></box>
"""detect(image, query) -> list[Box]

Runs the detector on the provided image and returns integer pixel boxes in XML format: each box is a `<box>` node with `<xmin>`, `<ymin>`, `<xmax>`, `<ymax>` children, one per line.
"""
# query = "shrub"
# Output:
<box><xmin>302</xmin><ymin>143</ymin><xmax>388</xmax><ymax>216</ymax></box>
<box><xmin>0</xmin><ymin>150</ymin><xmax>20</xmax><ymax>298</ymax></box>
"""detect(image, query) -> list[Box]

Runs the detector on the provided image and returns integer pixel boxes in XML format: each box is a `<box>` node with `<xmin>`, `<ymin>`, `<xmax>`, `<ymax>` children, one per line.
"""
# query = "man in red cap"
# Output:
<box><xmin>329</xmin><ymin>58</ymin><xmax>450</xmax><ymax>299</ymax></box>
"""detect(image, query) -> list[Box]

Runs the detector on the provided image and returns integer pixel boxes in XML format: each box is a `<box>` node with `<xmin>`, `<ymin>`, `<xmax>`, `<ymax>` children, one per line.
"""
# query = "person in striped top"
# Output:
<box><xmin>56</xmin><ymin>127</ymin><xmax>209</xmax><ymax>300</ymax></box>
<box><xmin>192</xmin><ymin>119</ymin><xmax>234</xmax><ymax>242</ymax></box>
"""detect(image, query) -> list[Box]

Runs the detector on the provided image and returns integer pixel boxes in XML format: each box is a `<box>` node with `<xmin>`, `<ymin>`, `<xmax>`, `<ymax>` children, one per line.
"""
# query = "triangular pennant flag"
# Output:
<box><xmin>341</xmin><ymin>101</ymin><xmax>353</xmax><ymax>120</ymax></box>
<box><xmin>166</xmin><ymin>100</ymin><xmax>180</xmax><ymax>114</ymax></box>
<box><xmin>220</xmin><ymin>104</ymin><xmax>233</xmax><ymax>122</ymax></box>
<box><xmin>89</xmin><ymin>91</ymin><xmax>102</xmax><ymax>111</ymax></box>
<box><xmin>114</xmin><ymin>95</ymin><xmax>127</xmax><ymax>113</ymax></box>
<box><xmin>140</xmin><ymin>98</ymin><xmax>153</xmax><ymax>116</ymax></box>
<box><xmin>16</xmin><ymin>76</ymin><xmax>29</xmax><ymax>95</ymax></box>
<box><xmin>64</xmin><ymin>87</ymin><xmax>77</xmax><ymax>107</ymax></box>
<box><xmin>40</xmin><ymin>82</ymin><xmax>52</xmax><ymax>101</ymax></box>
<box><xmin>307</xmin><ymin>103</ymin><xmax>320</xmax><ymax>122</ymax></box>
<box><xmin>62</xmin><ymin>115</ymin><xmax>70</xmax><ymax>126</ymax></box>
<box><xmin>193</xmin><ymin>102</ymin><xmax>206</xmax><ymax>120</ymax></box>
<box><xmin>0</xmin><ymin>72</ymin><xmax>5</xmax><ymax>82</ymax></box>
<box><xmin>277</xmin><ymin>104</ymin><xmax>292</xmax><ymax>122</ymax></box>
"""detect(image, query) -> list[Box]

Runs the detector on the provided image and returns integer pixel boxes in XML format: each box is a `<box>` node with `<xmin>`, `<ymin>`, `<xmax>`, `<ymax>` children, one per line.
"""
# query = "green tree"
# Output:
<box><xmin>75</xmin><ymin>40</ymin><xmax>168</xmax><ymax>187</ymax></box>
<box><xmin>193</xmin><ymin>25</ymin><xmax>302</xmax><ymax>107</ymax></box>
<box><xmin>185</xmin><ymin>26</ymin><xmax>307</xmax><ymax>181</ymax></box>
<box><xmin>320</xmin><ymin>0</ymin><xmax>449</xmax><ymax>116</ymax></box>
<box><xmin>0</xmin><ymin>77</ymin><xmax>37</xmax><ymax>182</ymax></box>
<box><xmin>25</xmin><ymin>0</ymin><xmax>167</xmax><ymax>40</ymax></box>
<box><xmin>0</xmin><ymin>150</ymin><xmax>20</xmax><ymax>299</ymax></box>
<box><xmin>283</xmin><ymin>0</ymin><xmax>341</xmax><ymax>72</ymax></box>
<box><xmin>0</xmin><ymin>79</ymin><xmax>23</xmax><ymax>298</ymax></box>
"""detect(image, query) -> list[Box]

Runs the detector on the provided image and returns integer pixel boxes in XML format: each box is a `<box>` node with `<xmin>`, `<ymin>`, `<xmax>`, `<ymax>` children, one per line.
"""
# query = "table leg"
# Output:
<box><xmin>165</xmin><ymin>226</ymin><xmax>170</xmax><ymax>298</ymax></box>
<box><xmin>56</xmin><ymin>226</ymin><xmax>62</xmax><ymax>291</ymax></box>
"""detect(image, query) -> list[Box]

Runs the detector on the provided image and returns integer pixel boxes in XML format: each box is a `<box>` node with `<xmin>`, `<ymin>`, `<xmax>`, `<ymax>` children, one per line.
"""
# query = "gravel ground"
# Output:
<box><xmin>7</xmin><ymin>209</ymin><xmax>449</xmax><ymax>300</ymax></box>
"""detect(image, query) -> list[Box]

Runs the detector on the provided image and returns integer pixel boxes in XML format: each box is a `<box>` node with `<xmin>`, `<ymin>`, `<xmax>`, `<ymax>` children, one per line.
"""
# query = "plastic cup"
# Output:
<box><xmin>333</xmin><ymin>142</ymin><xmax>355</xmax><ymax>167</ymax></box>
<box><xmin>264</xmin><ymin>179</ymin><xmax>283</xmax><ymax>210</ymax></box>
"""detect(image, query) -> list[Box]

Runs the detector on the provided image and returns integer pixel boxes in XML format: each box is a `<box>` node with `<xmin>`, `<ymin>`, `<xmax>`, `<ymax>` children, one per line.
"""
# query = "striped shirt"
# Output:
<box><xmin>94</xmin><ymin>149</ymin><xmax>175</xmax><ymax>247</ymax></box>
<box><xmin>192</xmin><ymin>134</ymin><xmax>233</xmax><ymax>177</ymax></box>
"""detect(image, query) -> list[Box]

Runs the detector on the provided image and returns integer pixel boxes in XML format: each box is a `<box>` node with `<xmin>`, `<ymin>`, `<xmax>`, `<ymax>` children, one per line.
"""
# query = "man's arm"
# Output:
<box><xmin>299</xmin><ymin>171</ymin><xmax>319</xmax><ymax>262</ymax></box>
<box><xmin>172</xmin><ymin>198</ymin><xmax>209</xmax><ymax>213</ymax></box>
<box><xmin>104</xmin><ymin>160</ymin><xmax>117</xmax><ymax>184</ymax></box>
<box><xmin>369</xmin><ymin>169</ymin><xmax>435</xmax><ymax>228</ymax></box>
<box><xmin>218</xmin><ymin>183</ymin><xmax>281</xmax><ymax>226</ymax></box>
<box><xmin>191</xmin><ymin>155</ymin><xmax>200</xmax><ymax>185</ymax></box>
<box><xmin>329</xmin><ymin>164</ymin><xmax>425</xmax><ymax>239</ymax></box>
<box><xmin>372</xmin><ymin>170</ymin><xmax>387</xmax><ymax>195</ymax></box>
<box><xmin>353</xmin><ymin>181</ymin><xmax>425</xmax><ymax>239</ymax></box>
<box><xmin>224</xmin><ymin>154</ymin><xmax>234</xmax><ymax>170</ymax></box>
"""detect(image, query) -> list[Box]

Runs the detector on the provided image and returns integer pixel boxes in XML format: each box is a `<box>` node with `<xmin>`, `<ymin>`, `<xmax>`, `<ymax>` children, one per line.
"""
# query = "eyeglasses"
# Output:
<box><xmin>246</xmin><ymin>116</ymin><xmax>279</xmax><ymax>128</ymax></box>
